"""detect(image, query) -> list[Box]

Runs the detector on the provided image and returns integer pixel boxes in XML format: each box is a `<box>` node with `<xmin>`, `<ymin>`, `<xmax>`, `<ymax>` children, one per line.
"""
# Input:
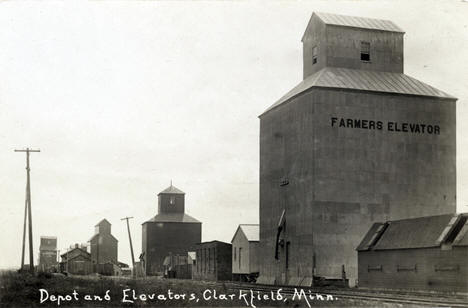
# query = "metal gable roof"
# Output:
<box><xmin>261</xmin><ymin>67</ymin><xmax>456</xmax><ymax>116</ymax></box>
<box><xmin>89</xmin><ymin>233</ymin><xmax>118</xmax><ymax>243</ymax></box>
<box><xmin>231</xmin><ymin>224</ymin><xmax>259</xmax><ymax>243</ymax></box>
<box><xmin>158</xmin><ymin>185</ymin><xmax>185</xmax><ymax>195</ymax></box>
<box><xmin>95</xmin><ymin>218</ymin><xmax>111</xmax><ymax>227</ymax></box>
<box><xmin>145</xmin><ymin>212</ymin><xmax>201</xmax><ymax>224</ymax></box>
<box><xmin>356</xmin><ymin>223</ymin><xmax>385</xmax><ymax>251</ymax></box>
<box><xmin>314</xmin><ymin>12</ymin><xmax>404</xmax><ymax>33</ymax></box>
<box><xmin>240</xmin><ymin>224</ymin><xmax>259</xmax><ymax>241</ymax></box>
<box><xmin>372</xmin><ymin>214</ymin><xmax>456</xmax><ymax>250</ymax></box>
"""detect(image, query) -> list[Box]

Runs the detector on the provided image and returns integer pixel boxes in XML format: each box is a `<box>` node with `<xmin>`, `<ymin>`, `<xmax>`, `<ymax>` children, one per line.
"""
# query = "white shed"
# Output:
<box><xmin>231</xmin><ymin>224</ymin><xmax>259</xmax><ymax>281</ymax></box>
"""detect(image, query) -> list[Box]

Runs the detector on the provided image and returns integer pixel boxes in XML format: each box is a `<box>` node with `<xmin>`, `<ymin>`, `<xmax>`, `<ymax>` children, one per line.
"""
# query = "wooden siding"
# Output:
<box><xmin>232</xmin><ymin>229</ymin><xmax>250</xmax><ymax>274</ymax></box>
<box><xmin>142</xmin><ymin>221</ymin><xmax>201</xmax><ymax>275</ymax></box>
<box><xmin>193</xmin><ymin>242</ymin><xmax>232</xmax><ymax>281</ymax></box>
<box><xmin>358</xmin><ymin>247</ymin><xmax>468</xmax><ymax>292</ymax></box>
<box><xmin>232</xmin><ymin>229</ymin><xmax>259</xmax><ymax>275</ymax></box>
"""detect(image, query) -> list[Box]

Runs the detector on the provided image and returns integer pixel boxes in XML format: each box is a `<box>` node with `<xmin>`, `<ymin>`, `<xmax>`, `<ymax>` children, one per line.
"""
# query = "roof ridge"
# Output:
<box><xmin>313</xmin><ymin>11</ymin><xmax>404</xmax><ymax>33</ymax></box>
<box><xmin>261</xmin><ymin>67</ymin><xmax>456</xmax><ymax>116</ymax></box>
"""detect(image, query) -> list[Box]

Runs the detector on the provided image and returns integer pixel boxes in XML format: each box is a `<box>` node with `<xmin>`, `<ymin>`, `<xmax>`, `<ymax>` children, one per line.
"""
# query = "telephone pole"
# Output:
<box><xmin>121</xmin><ymin>216</ymin><xmax>136</xmax><ymax>276</ymax></box>
<box><xmin>15</xmin><ymin>148</ymin><xmax>40</xmax><ymax>273</ymax></box>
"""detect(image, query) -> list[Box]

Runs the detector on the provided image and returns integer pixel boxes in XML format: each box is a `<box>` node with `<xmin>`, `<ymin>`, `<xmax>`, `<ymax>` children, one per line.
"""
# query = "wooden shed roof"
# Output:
<box><xmin>261</xmin><ymin>67</ymin><xmax>456</xmax><ymax>116</ymax></box>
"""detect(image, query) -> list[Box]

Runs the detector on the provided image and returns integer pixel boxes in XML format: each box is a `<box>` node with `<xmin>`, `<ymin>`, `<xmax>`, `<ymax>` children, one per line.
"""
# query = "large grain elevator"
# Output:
<box><xmin>258</xmin><ymin>12</ymin><xmax>457</xmax><ymax>286</ymax></box>
<box><xmin>142</xmin><ymin>185</ymin><xmax>201</xmax><ymax>275</ymax></box>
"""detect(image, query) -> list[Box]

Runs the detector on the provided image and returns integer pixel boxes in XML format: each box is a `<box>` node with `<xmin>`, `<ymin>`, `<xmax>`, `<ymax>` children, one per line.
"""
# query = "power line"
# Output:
<box><xmin>121</xmin><ymin>216</ymin><xmax>136</xmax><ymax>276</ymax></box>
<box><xmin>15</xmin><ymin>148</ymin><xmax>40</xmax><ymax>273</ymax></box>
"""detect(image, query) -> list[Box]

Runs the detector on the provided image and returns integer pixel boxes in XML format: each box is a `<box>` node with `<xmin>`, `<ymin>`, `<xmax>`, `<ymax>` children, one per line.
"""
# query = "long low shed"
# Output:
<box><xmin>357</xmin><ymin>213</ymin><xmax>468</xmax><ymax>292</ymax></box>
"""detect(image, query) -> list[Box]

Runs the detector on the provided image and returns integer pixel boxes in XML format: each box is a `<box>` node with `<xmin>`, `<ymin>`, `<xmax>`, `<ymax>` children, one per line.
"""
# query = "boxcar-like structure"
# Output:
<box><xmin>357</xmin><ymin>213</ymin><xmax>468</xmax><ymax>292</ymax></box>
<box><xmin>193</xmin><ymin>241</ymin><xmax>232</xmax><ymax>281</ymax></box>
<box><xmin>258</xmin><ymin>12</ymin><xmax>457</xmax><ymax>286</ymax></box>
<box><xmin>142</xmin><ymin>185</ymin><xmax>201</xmax><ymax>275</ymax></box>
<box><xmin>231</xmin><ymin>224</ymin><xmax>259</xmax><ymax>281</ymax></box>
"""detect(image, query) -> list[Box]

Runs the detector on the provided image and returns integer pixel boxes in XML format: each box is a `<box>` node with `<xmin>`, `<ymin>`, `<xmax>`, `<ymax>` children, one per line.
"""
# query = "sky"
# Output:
<box><xmin>1</xmin><ymin>0</ymin><xmax>467</xmax><ymax>269</ymax></box>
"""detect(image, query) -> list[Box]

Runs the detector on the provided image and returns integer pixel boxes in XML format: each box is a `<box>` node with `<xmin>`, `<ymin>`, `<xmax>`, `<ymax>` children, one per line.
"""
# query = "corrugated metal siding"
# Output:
<box><xmin>315</xmin><ymin>12</ymin><xmax>404</xmax><ymax>33</ymax></box>
<box><xmin>262</xmin><ymin>67</ymin><xmax>455</xmax><ymax>115</ymax></box>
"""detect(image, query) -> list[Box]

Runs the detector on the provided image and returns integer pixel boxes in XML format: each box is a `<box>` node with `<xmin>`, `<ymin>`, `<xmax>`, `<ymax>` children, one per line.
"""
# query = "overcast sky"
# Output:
<box><xmin>1</xmin><ymin>0</ymin><xmax>467</xmax><ymax>269</ymax></box>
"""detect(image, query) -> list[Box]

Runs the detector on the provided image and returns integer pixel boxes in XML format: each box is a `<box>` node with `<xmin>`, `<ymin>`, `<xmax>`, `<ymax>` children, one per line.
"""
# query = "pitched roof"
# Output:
<box><xmin>357</xmin><ymin>214</ymin><xmax>466</xmax><ymax>251</ymax></box>
<box><xmin>356</xmin><ymin>223</ymin><xmax>386</xmax><ymax>251</ymax></box>
<box><xmin>261</xmin><ymin>67</ymin><xmax>456</xmax><ymax>116</ymax></box>
<box><xmin>60</xmin><ymin>247</ymin><xmax>90</xmax><ymax>258</ymax></box>
<box><xmin>196</xmin><ymin>240</ymin><xmax>231</xmax><ymax>247</ymax></box>
<box><xmin>144</xmin><ymin>212</ymin><xmax>201</xmax><ymax>224</ymax></box>
<box><xmin>231</xmin><ymin>224</ymin><xmax>259</xmax><ymax>243</ymax></box>
<box><xmin>307</xmin><ymin>12</ymin><xmax>404</xmax><ymax>35</ymax></box>
<box><xmin>158</xmin><ymin>185</ymin><xmax>185</xmax><ymax>195</ymax></box>
<box><xmin>452</xmin><ymin>214</ymin><xmax>468</xmax><ymax>247</ymax></box>
<box><xmin>95</xmin><ymin>218</ymin><xmax>111</xmax><ymax>227</ymax></box>
<box><xmin>89</xmin><ymin>233</ymin><xmax>118</xmax><ymax>243</ymax></box>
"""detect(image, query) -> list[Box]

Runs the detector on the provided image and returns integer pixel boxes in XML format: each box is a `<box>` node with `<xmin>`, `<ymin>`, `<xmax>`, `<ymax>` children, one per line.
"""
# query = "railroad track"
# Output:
<box><xmin>226</xmin><ymin>283</ymin><xmax>468</xmax><ymax>307</ymax></box>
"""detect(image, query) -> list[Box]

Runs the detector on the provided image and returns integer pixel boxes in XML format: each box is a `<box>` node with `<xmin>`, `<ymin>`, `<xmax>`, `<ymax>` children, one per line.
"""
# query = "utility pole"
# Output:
<box><xmin>15</xmin><ymin>148</ymin><xmax>40</xmax><ymax>273</ymax></box>
<box><xmin>121</xmin><ymin>216</ymin><xmax>136</xmax><ymax>276</ymax></box>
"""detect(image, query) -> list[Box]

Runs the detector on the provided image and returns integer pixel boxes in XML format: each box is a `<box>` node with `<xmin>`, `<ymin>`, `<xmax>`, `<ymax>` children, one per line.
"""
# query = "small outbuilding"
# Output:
<box><xmin>231</xmin><ymin>224</ymin><xmax>259</xmax><ymax>281</ymax></box>
<box><xmin>193</xmin><ymin>241</ymin><xmax>232</xmax><ymax>281</ymax></box>
<box><xmin>357</xmin><ymin>213</ymin><xmax>468</xmax><ymax>292</ymax></box>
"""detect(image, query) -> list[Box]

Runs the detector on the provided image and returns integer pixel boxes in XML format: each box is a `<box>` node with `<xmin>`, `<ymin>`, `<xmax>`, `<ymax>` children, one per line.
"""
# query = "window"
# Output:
<box><xmin>234</xmin><ymin>246</ymin><xmax>236</xmax><ymax>260</ymax></box>
<box><xmin>239</xmin><ymin>247</ymin><xmax>242</xmax><ymax>268</ymax></box>
<box><xmin>312</xmin><ymin>46</ymin><xmax>318</xmax><ymax>64</ymax></box>
<box><xmin>170</xmin><ymin>196</ymin><xmax>175</xmax><ymax>205</ymax></box>
<box><xmin>361</xmin><ymin>41</ymin><xmax>370</xmax><ymax>61</ymax></box>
